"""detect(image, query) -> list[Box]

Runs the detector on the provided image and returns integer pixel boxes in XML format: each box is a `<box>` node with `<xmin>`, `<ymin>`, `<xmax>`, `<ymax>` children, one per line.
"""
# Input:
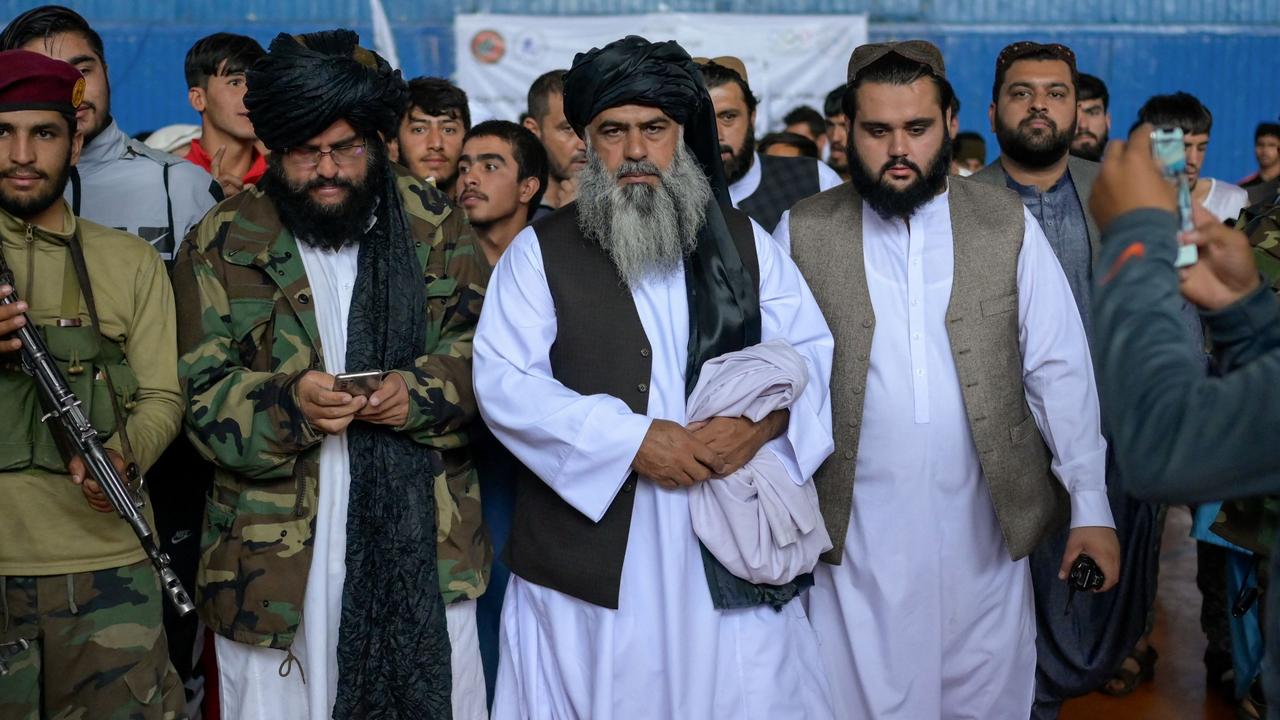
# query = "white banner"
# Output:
<box><xmin>455</xmin><ymin>13</ymin><xmax>869</xmax><ymax>135</ymax></box>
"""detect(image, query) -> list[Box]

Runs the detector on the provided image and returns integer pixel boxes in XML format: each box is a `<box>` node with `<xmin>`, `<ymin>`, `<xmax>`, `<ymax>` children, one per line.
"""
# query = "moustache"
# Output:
<box><xmin>1020</xmin><ymin>113</ymin><xmax>1058</xmax><ymax>132</ymax></box>
<box><xmin>300</xmin><ymin>176</ymin><xmax>357</xmax><ymax>193</ymax></box>
<box><xmin>879</xmin><ymin>158</ymin><xmax>923</xmax><ymax>179</ymax></box>
<box><xmin>459</xmin><ymin>189</ymin><xmax>488</xmax><ymax>202</ymax></box>
<box><xmin>1075</xmin><ymin>130</ymin><xmax>1098</xmax><ymax>141</ymax></box>
<box><xmin>616</xmin><ymin>160</ymin><xmax>661</xmax><ymax>180</ymax></box>
<box><xmin>1</xmin><ymin>166</ymin><xmax>49</xmax><ymax>180</ymax></box>
<box><xmin>719</xmin><ymin>144</ymin><xmax>733</xmax><ymax>155</ymax></box>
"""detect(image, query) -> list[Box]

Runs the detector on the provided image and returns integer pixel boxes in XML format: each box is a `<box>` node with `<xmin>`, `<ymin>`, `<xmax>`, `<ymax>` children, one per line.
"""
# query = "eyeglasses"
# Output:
<box><xmin>996</xmin><ymin>41</ymin><xmax>1077</xmax><ymax>74</ymax></box>
<box><xmin>284</xmin><ymin>142</ymin><xmax>367</xmax><ymax>168</ymax></box>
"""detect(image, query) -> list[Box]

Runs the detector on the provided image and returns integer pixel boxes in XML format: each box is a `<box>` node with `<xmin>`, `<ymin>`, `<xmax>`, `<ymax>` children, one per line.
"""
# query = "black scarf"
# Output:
<box><xmin>332</xmin><ymin>164</ymin><xmax>451</xmax><ymax>719</ymax></box>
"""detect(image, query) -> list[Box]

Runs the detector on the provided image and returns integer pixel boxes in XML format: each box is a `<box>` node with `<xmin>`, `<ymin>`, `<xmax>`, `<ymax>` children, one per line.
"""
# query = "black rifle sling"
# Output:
<box><xmin>65</xmin><ymin>229</ymin><xmax>141</xmax><ymax>478</ymax></box>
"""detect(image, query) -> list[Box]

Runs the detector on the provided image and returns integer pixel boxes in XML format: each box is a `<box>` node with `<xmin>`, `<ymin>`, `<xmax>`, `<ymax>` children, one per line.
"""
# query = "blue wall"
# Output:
<box><xmin>3</xmin><ymin>0</ymin><xmax>1278</xmax><ymax>180</ymax></box>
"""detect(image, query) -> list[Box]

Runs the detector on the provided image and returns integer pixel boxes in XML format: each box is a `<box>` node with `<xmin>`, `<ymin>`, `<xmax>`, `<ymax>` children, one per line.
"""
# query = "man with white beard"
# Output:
<box><xmin>473</xmin><ymin>35</ymin><xmax>836</xmax><ymax>720</ymax></box>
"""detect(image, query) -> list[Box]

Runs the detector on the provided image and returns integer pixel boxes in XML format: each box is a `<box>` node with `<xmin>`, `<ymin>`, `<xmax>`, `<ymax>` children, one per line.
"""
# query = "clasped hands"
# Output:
<box><xmin>632</xmin><ymin>410</ymin><xmax>788</xmax><ymax>490</ymax></box>
<box><xmin>295</xmin><ymin>370</ymin><xmax>410</xmax><ymax>435</ymax></box>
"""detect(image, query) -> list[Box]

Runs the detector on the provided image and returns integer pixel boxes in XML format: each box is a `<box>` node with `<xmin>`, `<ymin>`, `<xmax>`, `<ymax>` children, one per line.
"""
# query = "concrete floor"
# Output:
<box><xmin>1062</xmin><ymin>509</ymin><xmax>1238</xmax><ymax>720</ymax></box>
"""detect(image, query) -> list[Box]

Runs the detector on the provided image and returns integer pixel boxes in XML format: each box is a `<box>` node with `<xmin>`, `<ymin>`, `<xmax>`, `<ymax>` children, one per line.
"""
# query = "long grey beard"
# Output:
<box><xmin>576</xmin><ymin>142</ymin><xmax>712</xmax><ymax>289</ymax></box>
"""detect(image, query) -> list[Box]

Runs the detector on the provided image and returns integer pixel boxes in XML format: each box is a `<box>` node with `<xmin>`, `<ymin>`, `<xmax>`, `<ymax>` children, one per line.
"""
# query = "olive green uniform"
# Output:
<box><xmin>0</xmin><ymin>201</ymin><xmax>186</xmax><ymax>720</ymax></box>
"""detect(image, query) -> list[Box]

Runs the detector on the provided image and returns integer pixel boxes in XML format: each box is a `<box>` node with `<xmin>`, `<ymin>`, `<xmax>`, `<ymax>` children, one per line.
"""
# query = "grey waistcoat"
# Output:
<box><xmin>787</xmin><ymin>177</ymin><xmax>1068</xmax><ymax>565</ymax></box>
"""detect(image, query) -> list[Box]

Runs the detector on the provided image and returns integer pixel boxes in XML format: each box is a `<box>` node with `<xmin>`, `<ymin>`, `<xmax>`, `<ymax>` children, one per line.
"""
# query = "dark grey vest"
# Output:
<box><xmin>505</xmin><ymin>202</ymin><xmax>760</xmax><ymax>609</ymax></box>
<box><xmin>738</xmin><ymin>155</ymin><xmax>822</xmax><ymax>233</ymax></box>
<box><xmin>787</xmin><ymin>177</ymin><xmax>1068</xmax><ymax>564</ymax></box>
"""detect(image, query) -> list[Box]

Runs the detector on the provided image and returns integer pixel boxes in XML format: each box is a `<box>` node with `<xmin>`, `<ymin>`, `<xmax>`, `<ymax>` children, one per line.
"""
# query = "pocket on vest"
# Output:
<box><xmin>980</xmin><ymin>292</ymin><xmax>1018</xmax><ymax>317</ymax></box>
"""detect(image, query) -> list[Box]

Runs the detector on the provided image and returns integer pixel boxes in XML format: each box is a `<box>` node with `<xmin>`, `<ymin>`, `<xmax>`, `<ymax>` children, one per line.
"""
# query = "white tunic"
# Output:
<box><xmin>475</xmin><ymin>220</ymin><xmax>836</xmax><ymax>720</ymax></box>
<box><xmin>214</xmin><ymin>241</ymin><xmax>486</xmax><ymax>720</ymax></box>
<box><xmin>774</xmin><ymin>193</ymin><xmax>1114</xmax><ymax>719</ymax></box>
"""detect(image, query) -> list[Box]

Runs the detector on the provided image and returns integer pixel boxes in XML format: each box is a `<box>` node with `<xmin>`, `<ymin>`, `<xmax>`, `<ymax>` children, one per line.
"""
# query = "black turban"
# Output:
<box><xmin>563</xmin><ymin>35</ymin><xmax>730</xmax><ymax>205</ymax></box>
<box><xmin>245</xmin><ymin>29</ymin><xmax>407</xmax><ymax>151</ymax></box>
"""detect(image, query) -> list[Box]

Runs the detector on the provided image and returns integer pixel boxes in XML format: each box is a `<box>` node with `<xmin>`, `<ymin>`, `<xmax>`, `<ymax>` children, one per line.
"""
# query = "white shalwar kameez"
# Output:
<box><xmin>214</xmin><ymin>239</ymin><xmax>486</xmax><ymax>720</ymax></box>
<box><xmin>774</xmin><ymin>192</ymin><xmax>1114</xmax><ymax>720</ymax></box>
<box><xmin>474</xmin><ymin>219</ymin><xmax>837</xmax><ymax>720</ymax></box>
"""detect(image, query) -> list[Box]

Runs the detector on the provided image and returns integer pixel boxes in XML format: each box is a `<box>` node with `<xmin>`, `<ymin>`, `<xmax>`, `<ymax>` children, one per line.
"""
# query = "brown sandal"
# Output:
<box><xmin>1099</xmin><ymin>645</ymin><xmax>1158</xmax><ymax>697</ymax></box>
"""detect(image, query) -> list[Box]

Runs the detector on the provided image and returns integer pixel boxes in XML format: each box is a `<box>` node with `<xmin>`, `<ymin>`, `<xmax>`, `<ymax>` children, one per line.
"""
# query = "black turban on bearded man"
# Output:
<box><xmin>243</xmin><ymin>29</ymin><xmax>452</xmax><ymax>720</ymax></box>
<box><xmin>565</xmin><ymin>37</ymin><xmax>810</xmax><ymax>612</ymax></box>
<box><xmin>245</xmin><ymin>29</ymin><xmax>407</xmax><ymax>151</ymax></box>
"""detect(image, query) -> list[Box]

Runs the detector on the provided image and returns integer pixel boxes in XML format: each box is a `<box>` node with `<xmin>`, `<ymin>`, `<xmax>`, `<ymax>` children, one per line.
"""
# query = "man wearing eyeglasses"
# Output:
<box><xmin>973</xmin><ymin>41</ymin><xmax>1164</xmax><ymax>718</ymax></box>
<box><xmin>172</xmin><ymin>30</ymin><xmax>490</xmax><ymax>720</ymax></box>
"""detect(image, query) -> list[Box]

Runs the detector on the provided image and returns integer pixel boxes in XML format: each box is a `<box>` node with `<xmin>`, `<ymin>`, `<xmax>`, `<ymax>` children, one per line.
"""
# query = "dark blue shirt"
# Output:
<box><xmin>1004</xmin><ymin>171</ymin><xmax>1094</xmax><ymax>342</ymax></box>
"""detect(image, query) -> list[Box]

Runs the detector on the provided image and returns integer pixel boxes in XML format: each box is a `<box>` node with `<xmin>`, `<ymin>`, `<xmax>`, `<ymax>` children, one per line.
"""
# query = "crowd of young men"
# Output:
<box><xmin>1</xmin><ymin>5</ymin><xmax>1278</xmax><ymax>720</ymax></box>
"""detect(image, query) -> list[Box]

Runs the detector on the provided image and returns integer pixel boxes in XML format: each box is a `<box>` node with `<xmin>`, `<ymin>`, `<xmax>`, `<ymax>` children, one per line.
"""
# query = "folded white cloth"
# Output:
<box><xmin>686</xmin><ymin>340</ymin><xmax>833</xmax><ymax>586</ymax></box>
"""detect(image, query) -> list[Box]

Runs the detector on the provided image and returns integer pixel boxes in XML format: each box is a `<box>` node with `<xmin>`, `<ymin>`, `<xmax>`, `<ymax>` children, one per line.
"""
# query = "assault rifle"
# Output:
<box><xmin>0</xmin><ymin>250</ymin><xmax>194</xmax><ymax>617</ymax></box>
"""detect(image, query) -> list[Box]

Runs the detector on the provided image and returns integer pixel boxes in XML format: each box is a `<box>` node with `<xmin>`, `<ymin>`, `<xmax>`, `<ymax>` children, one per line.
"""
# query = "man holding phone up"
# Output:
<box><xmin>173</xmin><ymin>31</ymin><xmax>490</xmax><ymax>720</ymax></box>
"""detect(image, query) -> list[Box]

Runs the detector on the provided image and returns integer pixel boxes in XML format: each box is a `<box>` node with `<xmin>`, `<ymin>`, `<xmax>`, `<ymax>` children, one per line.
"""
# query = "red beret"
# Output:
<box><xmin>0</xmin><ymin>50</ymin><xmax>85</xmax><ymax>115</ymax></box>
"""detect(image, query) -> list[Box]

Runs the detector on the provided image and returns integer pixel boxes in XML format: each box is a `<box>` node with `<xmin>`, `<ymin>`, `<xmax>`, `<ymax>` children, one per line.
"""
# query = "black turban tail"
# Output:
<box><xmin>248</xmin><ymin>30</ymin><xmax>451</xmax><ymax>719</ymax></box>
<box><xmin>245</xmin><ymin>29</ymin><xmax>408</xmax><ymax>151</ymax></box>
<box><xmin>566</xmin><ymin>38</ymin><xmax>809</xmax><ymax>612</ymax></box>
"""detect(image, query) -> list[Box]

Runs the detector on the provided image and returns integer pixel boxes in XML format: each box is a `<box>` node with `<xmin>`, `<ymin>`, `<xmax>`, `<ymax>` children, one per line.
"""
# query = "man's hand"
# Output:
<box><xmin>1089</xmin><ymin>123</ymin><xmax>1177</xmax><ymax>233</ymax></box>
<box><xmin>687</xmin><ymin>409</ymin><xmax>789</xmax><ymax>477</ymax></box>
<box><xmin>295</xmin><ymin>370</ymin><xmax>367</xmax><ymax>435</ymax></box>
<box><xmin>67</xmin><ymin>450</ymin><xmax>127</xmax><ymax>513</ymax></box>
<box><xmin>0</xmin><ymin>285</ymin><xmax>28</xmax><ymax>352</ymax></box>
<box><xmin>633</xmin><ymin>419</ymin><xmax>727</xmax><ymax>490</ymax></box>
<box><xmin>1178</xmin><ymin>206</ymin><xmax>1261</xmax><ymax>311</ymax></box>
<box><xmin>1059</xmin><ymin>526</ymin><xmax>1121</xmax><ymax>593</ymax></box>
<box><xmin>211</xmin><ymin>147</ymin><xmax>246</xmax><ymax>198</ymax></box>
<box><xmin>356</xmin><ymin>372</ymin><xmax>409</xmax><ymax>428</ymax></box>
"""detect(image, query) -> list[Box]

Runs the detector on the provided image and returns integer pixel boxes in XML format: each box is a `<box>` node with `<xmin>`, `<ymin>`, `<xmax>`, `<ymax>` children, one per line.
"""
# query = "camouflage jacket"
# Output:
<box><xmin>1241</xmin><ymin>198</ymin><xmax>1280</xmax><ymax>296</ymax></box>
<box><xmin>173</xmin><ymin>168</ymin><xmax>490</xmax><ymax>649</ymax></box>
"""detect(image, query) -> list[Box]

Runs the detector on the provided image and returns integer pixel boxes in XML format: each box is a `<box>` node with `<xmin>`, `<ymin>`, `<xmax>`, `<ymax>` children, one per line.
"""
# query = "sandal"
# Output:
<box><xmin>1099</xmin><ymin>645</ymin><xmax>1158</xmax><ymax>697</ymax></box>
<box><xmin>1237</xmin><ymin>676</ymin><xmax>1266</xmax><ymax>720</ymax></box>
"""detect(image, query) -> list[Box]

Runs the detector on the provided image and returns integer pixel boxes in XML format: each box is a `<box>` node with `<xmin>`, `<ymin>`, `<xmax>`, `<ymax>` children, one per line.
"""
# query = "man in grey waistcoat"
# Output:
<box><xmin>774</xmin><ymin>40</ymin><xmax>1120</xmax><ymax>719</ymax></box>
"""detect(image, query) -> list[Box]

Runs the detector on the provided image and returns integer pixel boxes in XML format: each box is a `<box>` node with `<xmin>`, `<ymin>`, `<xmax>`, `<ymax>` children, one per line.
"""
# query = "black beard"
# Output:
<box><xmin>995</xmin><ymin>111</ymin><xmax>1076</xmax><ymax>169</ymax></box>
<box><xmin>1070</xmin><ymin>132</ymin><xmax>1107</xmax><ymax>162</ymax></box>
<box><xmin>0</xmin><ymin>160</ymin><xmax>72</xmax><ymax>220</ymax></box>
<box><xmin>721</xmin><ymin>126</ymin><xmax>757</xmax><ymax>186</ymax></box>
<box><xmin>259</xmin><ymin>144</ymin><xmax>386</xmax><ymax>252</ymax></box>
<box><xmin>848</xmin><ymin>132</ymin><xmax>952</xmax><ymax>221</ymax></box>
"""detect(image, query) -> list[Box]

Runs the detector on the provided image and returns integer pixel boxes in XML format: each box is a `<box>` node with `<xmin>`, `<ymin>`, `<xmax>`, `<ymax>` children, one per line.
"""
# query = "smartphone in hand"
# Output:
<box><xmin>1150</xmin><ymin>127</ymin><xmax>1198</xmax><ymax>267</ymax></box>
<box><xmin>332</xmin><ymin>370</ymin><xmax>384</xmax><ymax>397</ymax></box>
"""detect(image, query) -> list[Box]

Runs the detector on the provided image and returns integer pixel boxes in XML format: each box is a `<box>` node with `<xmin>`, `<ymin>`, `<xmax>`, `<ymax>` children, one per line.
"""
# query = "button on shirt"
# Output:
<box><xmin>1004</xmin><ymin>172</ymin><xmax>1093</xmax><ymax>341</ymax></box>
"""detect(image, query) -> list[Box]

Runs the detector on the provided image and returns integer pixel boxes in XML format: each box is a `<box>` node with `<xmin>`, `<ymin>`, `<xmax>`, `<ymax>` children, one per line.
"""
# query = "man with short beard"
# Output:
<box><xmin>474</xmin><ymin>35</ymin><xmax>836</xmax><ymax>719</ymax></box>
<box><xmin>1071</xmin><ymin>73</ymin><xmax>1111</xmax><ymax>162</ymax></box>
<box><xmin>698</xmin><ymin>58</ymin><xmax>842</xmax><ymax>233</ymax></box>
<box><xmin>0</xmin><ymin>50</ymin><xmax>185</xmax><ymax>719</ymax></box>
<box><xmin>173</xmin><ymin>30</ymin><xmax>490</xmax><ymax>720</ymax></box>
<box><xmin>974</xmin><ymin>42</ymin><xmax>1168</xmax><ymax>718</ymax></box>
<box><xmin>777</xmin><ymin>41</ymin><xmax>1118</xmax><ymax>718</ymax></box>
<box><xmin>823</xmin><ymin>83</ymin><xmax>850</xmax><ymax>180</ymax></box>
<box><xmin>1</xmin><ymin>5</ymin><xmax>216</xmax><ymax>263</ymax></box>
<box><xmin>523</xmin><ymin>69</ymin><xmax>588</xmax><ymax>217</ymax></box>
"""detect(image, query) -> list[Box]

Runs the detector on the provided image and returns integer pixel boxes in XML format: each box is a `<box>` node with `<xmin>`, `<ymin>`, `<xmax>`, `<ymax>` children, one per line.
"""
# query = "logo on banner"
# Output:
<box><xmin>471</xmin><ymin>30</ymin><xmax>506</xmax><ymax>64</ymax></box>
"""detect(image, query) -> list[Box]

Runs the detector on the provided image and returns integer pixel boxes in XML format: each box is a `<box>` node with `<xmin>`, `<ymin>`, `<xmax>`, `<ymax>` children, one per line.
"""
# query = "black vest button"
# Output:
<box><xmin>622</xmin><ymin>480</ymin><xmax>635</xmax><ymax>493</ymax></box>
<box><xmin>640</xmin><ymin>348</ymin><xmax>651</xmax><ymax>358</ymax></box>
<box><xmin>637</xmin><ymin>383</ymin><xmax>648</xmax><ymax>393</ymax></box>
<box><xmin>298</xmin><ymin>293</ymin><xmax>310</xmax><ymax>304</ymax></box>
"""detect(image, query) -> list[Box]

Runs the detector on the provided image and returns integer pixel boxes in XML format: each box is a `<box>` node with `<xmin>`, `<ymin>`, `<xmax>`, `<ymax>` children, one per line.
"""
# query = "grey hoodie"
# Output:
<box><xmin>65</xmin><ymin>120</ymin><xmax>217</xmax><ymax>263</ymax></box>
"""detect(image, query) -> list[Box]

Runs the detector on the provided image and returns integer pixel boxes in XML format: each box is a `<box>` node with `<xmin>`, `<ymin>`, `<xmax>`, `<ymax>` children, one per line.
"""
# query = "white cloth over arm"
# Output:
<box><xmin>686</xmin><ymin>340</ymin><xmax>833</xmax><ymax>585</ymax></box>
<box><xmin>473</xmin><ymin>226</ymin><xmax>653</xmax><ymax>522</ymax></box>
<box><xmin>1016</xmin><ymin>207</ymin><xmax>1113</xmax><ymax>529</ymax></box>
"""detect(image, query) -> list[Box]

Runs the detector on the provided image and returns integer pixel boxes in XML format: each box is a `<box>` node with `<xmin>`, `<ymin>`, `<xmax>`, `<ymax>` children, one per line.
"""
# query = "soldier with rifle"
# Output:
<box><xmin>0</xmin><ymin>50</ymin><xmax>187</xmax><ymax>719</ymax></box>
